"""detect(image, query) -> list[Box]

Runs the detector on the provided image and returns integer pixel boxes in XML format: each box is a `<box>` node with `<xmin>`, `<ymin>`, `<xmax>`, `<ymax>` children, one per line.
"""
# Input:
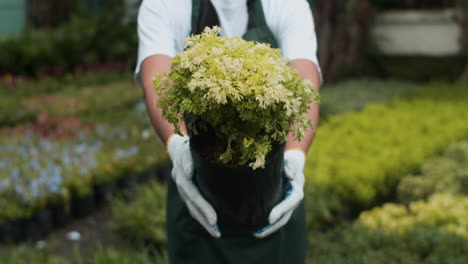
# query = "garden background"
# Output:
<box><xmin>0</xmin><ymin>0</ymin><xmax>467</xmax><ymax>263</ymax></box>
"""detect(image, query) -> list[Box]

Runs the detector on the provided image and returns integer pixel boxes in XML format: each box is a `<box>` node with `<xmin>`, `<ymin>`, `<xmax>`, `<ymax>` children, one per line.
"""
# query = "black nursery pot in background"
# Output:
<box><xmin>185</xmin><ymin>116</ymin><xmax>285</xmax><ymax>234</ymax></box>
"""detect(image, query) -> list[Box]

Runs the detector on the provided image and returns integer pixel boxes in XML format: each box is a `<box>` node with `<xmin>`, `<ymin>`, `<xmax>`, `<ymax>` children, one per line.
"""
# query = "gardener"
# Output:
<box><xmin>135</xmin><ymin>0</ymin><xmax>321</xmax><ymax>263</ymax></box>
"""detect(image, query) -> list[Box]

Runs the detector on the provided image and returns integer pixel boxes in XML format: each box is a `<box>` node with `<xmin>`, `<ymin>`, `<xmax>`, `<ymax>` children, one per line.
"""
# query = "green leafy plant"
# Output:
<box><xmin>397</xmin><ymin>141</ymin><xmax>468</xmax><ymax>203</ymax></box>
<box><xmin>154</xmin><ymin>27</ymin><xmax>319</xmax><ymax>168</ymax></box>
<box><xmin>309</xmin><ymin>195</ymin><xmax>468</xmax><ymax>264</ymax></box>
<box><xmin>304</xmin><ymin>83</ymin><xmax>468</xmax><ymax>228</ymax></box>
<box><xmin>111</xmin><ymin>181</ymin><xmax>167</xmax><ymax>246</ymax></box>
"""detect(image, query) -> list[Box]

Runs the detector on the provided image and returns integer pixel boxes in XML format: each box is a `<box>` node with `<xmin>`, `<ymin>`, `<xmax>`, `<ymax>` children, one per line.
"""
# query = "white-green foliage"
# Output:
<box><xmin>154</xmin><ymin>27</ymin><xmax>319</xmax><ymax>169</ymax></box>
<box><xmin>398</xmin><ymin>141</ymin><xmax>468</xmax><ymax>203</ymax></box>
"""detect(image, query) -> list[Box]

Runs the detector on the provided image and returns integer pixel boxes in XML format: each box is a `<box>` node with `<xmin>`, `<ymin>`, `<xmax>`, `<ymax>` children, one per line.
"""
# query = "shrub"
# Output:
<box><xmin>0</xmin><ymin>12</ymin><xmax>137</xmax><ymax>76</ymax></box>
<box><xmin>154</xmin><ymin>27</ymin><xmax>319</xmax><ymax>168</ymax></box>
<box><xmin>304</xmin><ymin>83</ymin><xmax>468</xmax><ymax>228</ymax></box>
<box><xmin>111</xmin><ymin>181</ymin><xmax>167</xmax><ymax>246</ymax></box>
<box><xmin>308</xmin><ymin>194</ymin><xmax>468</xmax><ymax>264</ymax></box>
<box><xmin>397</xmin><ymin>141</ymin><xmax>468</xmax><ymax>203</ymax></box>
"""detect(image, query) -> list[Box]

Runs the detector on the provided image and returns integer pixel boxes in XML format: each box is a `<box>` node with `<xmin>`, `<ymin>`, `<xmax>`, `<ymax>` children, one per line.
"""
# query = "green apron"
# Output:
<box><xmin>166</xmin><ymin>1</ymin><xmax>307</xmax><ymax>263</ymax></box>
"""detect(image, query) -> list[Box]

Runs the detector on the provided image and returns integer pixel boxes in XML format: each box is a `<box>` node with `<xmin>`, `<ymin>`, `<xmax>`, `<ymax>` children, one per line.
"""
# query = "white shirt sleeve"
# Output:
<box><xmin>270</xmin><ymin>0</ymin><xmax>322</xmax><ymax>82</ymax></box>
<box><xmin>135</xmin><ymin>0</ymin><xmax>177</xmax><ymax>86</ymax></box>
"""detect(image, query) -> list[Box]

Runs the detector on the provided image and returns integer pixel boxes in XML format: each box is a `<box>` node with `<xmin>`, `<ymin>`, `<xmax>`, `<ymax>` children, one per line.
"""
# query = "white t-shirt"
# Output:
<box><xmin>135</xmin><ymin>0</ymin><xmax>321</xmax><ymax>84</ymax></box>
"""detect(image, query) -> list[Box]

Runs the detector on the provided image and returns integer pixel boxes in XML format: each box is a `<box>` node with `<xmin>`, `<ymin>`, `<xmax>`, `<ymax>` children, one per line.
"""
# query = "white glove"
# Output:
<box><xmin>167</xmin><ymin>134</ymin><xmax>221</xmax><ymax>238</ymax></box>
<box><xmin>254</xmin><ymin>149</ymin><xmax>306</xmax><ymax>238</ymax></box>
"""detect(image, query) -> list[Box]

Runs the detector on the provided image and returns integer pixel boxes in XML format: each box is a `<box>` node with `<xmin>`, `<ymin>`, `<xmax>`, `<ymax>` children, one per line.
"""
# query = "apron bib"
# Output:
<box><xmin>167</xmin><ymin>1</ymin><xmax>307</xmax><ymax>263</ymax></box>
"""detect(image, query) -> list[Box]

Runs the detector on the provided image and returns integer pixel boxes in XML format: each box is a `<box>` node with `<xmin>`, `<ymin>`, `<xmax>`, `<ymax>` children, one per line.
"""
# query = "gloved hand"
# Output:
<box><xmin>167</xmin><ymin>134</ymin><xmax>221</xmax><ymax>238</ymax></box>
<box><xmin>254</xmin><ymin>149</ymin><xmax>306</xmax><ymax>238</ymax></box>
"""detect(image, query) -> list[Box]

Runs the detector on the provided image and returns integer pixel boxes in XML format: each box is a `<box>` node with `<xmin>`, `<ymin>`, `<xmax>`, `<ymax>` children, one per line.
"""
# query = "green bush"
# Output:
<box><xmin>0</xmin><ymin>11</ymin><xmax>137</xmax><ymax>76</ymax></box>
<box><xmin>308</xmin><ymin>194</ymin><xmax>468</xmax><ymax>264</ymax></box>
<box><xmin>398</xmin><ymin>141</ymin><xmax>468</xmax><ymax>203</ymax></box>
<box><xmin>111</xmin><ymin>181</ymin><xmax>167</xmax><ymax>246</ymax></box>
<box><xmin>304</xmin><ymin>83</ymin><xmax>468</xmax><ymax>228</ymax></box>
<box><xmin>359</xmin><ymin>194</ymin><xmax>468</xmax><ymax>238</ymax></box>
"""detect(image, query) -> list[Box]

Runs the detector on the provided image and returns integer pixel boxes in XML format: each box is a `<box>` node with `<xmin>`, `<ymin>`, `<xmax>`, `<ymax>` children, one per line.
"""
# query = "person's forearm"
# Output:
<box><xmin>141</xmin><ymin>55</ymin><xmax>185</xmax><ymax>144</ymax></box>
<box><xmin>286</xmin><ymin>59</ymin><xmax>321</xmax><ymax>154</ymax></box>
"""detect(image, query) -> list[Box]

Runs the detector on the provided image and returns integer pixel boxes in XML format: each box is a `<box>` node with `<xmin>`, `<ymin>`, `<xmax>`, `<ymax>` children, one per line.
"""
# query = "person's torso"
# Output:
<box><xmin>163</xmin><ymin>0</ymin><xmax>278</xmax><ymax>52</ymax></box>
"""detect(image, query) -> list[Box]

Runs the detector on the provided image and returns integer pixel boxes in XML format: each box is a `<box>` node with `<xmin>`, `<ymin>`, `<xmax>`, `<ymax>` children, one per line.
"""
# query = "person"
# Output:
<box><xmin>135</xmin><ymin>0</ymin><xmax>321</xmax><ymax>263</ymax></box>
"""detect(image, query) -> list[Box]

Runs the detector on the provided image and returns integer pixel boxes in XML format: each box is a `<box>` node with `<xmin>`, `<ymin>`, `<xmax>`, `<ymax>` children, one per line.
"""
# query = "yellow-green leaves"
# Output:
<box><xmin>153</xmin><ymin>27</ymin><xmax>319</xmax><ymax>168</ymax></box>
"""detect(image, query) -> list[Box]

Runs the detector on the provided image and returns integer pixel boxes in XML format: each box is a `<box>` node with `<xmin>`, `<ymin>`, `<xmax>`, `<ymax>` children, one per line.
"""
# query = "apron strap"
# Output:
<box><xmin>191</xmin><ymin>0</ymin><xmax>221</xmax><ymax>35</ymax></box>
<box><xmin>192</xmin><ymin>0</ymin><xmax>268</xmax><ymax>36</ymax></box>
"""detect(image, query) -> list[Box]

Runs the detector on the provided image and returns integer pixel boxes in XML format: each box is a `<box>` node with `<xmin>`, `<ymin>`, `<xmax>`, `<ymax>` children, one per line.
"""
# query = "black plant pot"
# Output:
<box><xmin>118</xmin><ymin>175</ymin><xmax>138</xmax><ymax>190</ymax></box>
<box><xmin>156</xmin><ymin>162</ymin><xmax>172</xmax><ymax>182</ymax></box>
<box><xmin>51</xmin><ymin>202</ymin><xmax>72</xmax><ymax>228</ymax></box>
<box><xmin>24</xmin><ymin>209</ymin><xmax>53</xmax><ymax>241</ymax></box>
<box><xmin>94</xmin><ymin>182</ymin><xmax>118</xmax><ymax>205</ymax></box>
<box><xmin>186</xmin><ymin>116</ymin><xmax>285</xmax><ymax>234</ymax></box>
<box><xmin>0</xmin><ymin>219</ymin><xmax>25</xmax><ymax>243</ymax></box>
<box><xmin>71</xmin><ymin>193</ymin><xmax>95</xmax><ymax>218</ymax></box>
<box><xmin>137</xmin><ymin>169</ymin><xmax>153</xmax><ymax>183</ymax></box>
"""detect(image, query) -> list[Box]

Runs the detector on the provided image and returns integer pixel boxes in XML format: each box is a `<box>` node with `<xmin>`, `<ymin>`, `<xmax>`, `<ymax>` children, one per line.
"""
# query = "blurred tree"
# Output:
<box><xmin>460</xmin><ymin>0</ymin><xmax>468</xmax><ymax>81</ymax></box>
<box><xmin>313</xmin><ymin>0</ymin><xmax>376</xmax><ymax>81</ymax></box>
<box><xmin>27</xmin><ymin>0</ymin><xmax>73</xmax><ymax>28</ymax></box>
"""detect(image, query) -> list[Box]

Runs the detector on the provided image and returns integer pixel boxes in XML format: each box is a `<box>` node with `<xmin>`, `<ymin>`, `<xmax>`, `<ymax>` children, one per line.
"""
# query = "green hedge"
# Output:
<box><xmin>304</xmin><ymin>83</ymin><xmax>468</xmax><ymax>228</ymax></box>
<box><xmin>398</xmin><ymin>141</ymin><xmax>468</xmax><ymax>203</ymax></box>
<box><xmin>0</xmin><ymin>11</ymin><xmax>136</xmax><ymax>76</ymax></box>
<box><xmin>309</xmin><ymin>194</ymin><xmax>468</xmax><ymax>264</ymax></box>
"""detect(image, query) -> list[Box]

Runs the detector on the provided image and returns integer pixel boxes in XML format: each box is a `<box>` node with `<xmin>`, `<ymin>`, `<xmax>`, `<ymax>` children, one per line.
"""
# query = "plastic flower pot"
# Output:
<box><xmin>94</xmin><ymin>182</ymin><xmax>118</xmax><ymax>205</ymax></box>
<box><xmin>0</xmin><ymin>219</ymin><xmax>25</xmax><ymax>243</ymax></box>
<box><xmin>186</xmin><ymin>116</ymin><xmax>285</xmax><ymax>234</ymax></box>
<box><xmin>51</xmin><ymin>202</ymin><xmax>72</xmax><ymax>228</ymax></box>
<box><xmin>137</xmin><ymin>169</ymin><xmax>153</xmax><ymax>183</ymax></box>
<box><xmin>118</xmin><ymin>175</ymin><xmax>138</xmax><ymax>190</ymax></box>
<box><xmin>156</xmin><ymin>162</ymin><xmax>172</xmax><ymax>182</ymax></box>
<box><xmin>71</xmin><ymin>192</ymin><xmax>95</xmax><ymax>218</ymax></box>
<box><xmin>24</xmin><ymin>208</ymin><xmax>53</xmax><ymax>241</ymax></box>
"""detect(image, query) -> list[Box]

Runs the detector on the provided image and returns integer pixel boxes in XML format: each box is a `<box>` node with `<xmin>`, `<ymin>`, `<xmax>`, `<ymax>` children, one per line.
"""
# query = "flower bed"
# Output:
<box><xmin>309</xmin><ymin>194</ymin><xmax>468</xmax><ymax>264</ymax></box>
<box><xmin>0</xmin><ymin>119</ymin><xmax>167</xmax><ymax>242</ymax></box>
<box><xmin>304</xmin><ymin>83</ymin><xmax>468</xmax><ymax>229</ymax></box>
<box><xmin>0</xmin><ymin>79</ymin><xmax>141</xmax><ymax>127</ymax></box>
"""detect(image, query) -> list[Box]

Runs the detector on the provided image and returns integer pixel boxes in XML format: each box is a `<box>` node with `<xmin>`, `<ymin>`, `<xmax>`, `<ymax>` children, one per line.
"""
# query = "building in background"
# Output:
<box><xmin>0</xmin><ymin>0</ymin><xmax>115</xmax><ymax>36</ymax></box>
<box><xmin>0</xmin><ymin>0</ymin><xmax>26</xmax><ymax>36</ymax></box>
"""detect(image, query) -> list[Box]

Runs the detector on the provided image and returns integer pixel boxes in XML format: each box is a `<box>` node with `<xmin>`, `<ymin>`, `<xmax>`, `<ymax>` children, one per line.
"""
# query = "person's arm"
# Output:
<box><xmin>140</xmin><ymin>55</ymin><xmax>182</xmax><ymax>144</ymax></box>
<box><xmin>285</xmin><ymin>59</ymin><xmax>321</xmax><ymax>153</ymax></box>
<box><xmin>136</xmin><ymin>0</ymin><xmax>185</xmax><ymax>144</ymax></box>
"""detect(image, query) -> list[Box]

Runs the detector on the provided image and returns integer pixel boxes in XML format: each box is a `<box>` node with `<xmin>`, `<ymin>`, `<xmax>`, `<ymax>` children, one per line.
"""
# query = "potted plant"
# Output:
<box><xmin>153</xmin><ymin>27</ymin><xmax>320</xmax><ymax>233</ymax></box>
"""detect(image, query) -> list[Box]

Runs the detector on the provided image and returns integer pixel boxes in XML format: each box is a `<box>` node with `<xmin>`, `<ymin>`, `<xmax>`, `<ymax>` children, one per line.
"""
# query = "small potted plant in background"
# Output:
<box><xmin>154</xmin><ymin>27</ymin><xmax>320</xmax><ymax>233</ymax></box>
